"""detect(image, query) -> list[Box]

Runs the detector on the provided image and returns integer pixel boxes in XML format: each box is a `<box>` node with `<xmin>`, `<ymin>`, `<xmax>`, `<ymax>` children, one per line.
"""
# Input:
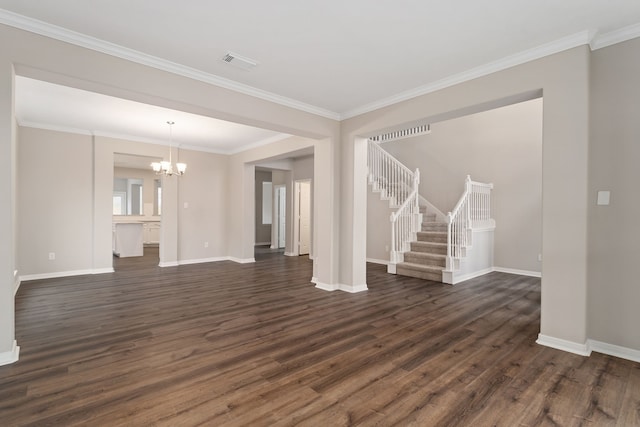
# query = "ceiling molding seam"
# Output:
<box><xmin>340</xmin><ymin>31</ymin><xmax>591</xmax><ymax>120</ymax></box>
<box><xmin>0</xmin><ymin>9</ymin><xmax>341</xmax><ymax>121</ymax></box>
<box><xmin>590</xmin><ymin>22</ymin><xmax>640</xmax><ymax>50</ymax></box>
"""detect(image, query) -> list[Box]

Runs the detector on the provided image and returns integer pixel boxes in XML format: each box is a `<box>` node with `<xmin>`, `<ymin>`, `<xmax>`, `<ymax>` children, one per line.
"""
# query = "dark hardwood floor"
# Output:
<box><xmin>2</xmin><ymin>249</ymin><xmax>639</xmax><ymax>426</ymax></box>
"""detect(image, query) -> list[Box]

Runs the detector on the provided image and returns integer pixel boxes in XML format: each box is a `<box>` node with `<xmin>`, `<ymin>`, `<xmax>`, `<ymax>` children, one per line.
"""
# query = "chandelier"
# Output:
<box><xmin>151</xmin><ymin>121</ymin><xmax>187</xmax><ymax>176</ymax></box>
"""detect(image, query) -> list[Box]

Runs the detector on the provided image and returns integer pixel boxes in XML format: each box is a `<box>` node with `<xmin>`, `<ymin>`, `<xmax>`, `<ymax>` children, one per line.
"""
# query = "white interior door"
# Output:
<box><xmin>298</xmin><ymin>181</ymin><xmax>311</xmax><ymax>255</ymax></box>
<box><xmin>276</xmin><ymin>186</ymin><xmax>286</xmax><ymax>248</ymax></box>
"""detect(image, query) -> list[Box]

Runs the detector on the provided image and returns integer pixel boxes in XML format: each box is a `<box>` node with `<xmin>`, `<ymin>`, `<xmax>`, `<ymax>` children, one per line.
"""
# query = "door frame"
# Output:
<box><xmin>294</xmin><ymin>179</ymin><xmax>312</xmax><ymax>256</ymax></box>
<box><xmin>273</xmin><ymin>184</ymin><xmax>286</xmax><ymax>249</ymax></box>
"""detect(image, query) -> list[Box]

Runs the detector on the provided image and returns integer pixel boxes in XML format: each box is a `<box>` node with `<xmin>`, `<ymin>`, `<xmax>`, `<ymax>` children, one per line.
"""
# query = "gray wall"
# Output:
<box><xmin>588</xmin><ymin>38</ymin><xmax>640</xmax><ymax>351</ymax></box>
<box><xmin>254</xmin><ymin>170</ymin><xmax>272</xmax><ymax>245</ymax></box>
<box><xmin>370</xmin><ymin>98</ymin><xmax>542</xmax><ymax>272</ymax></box>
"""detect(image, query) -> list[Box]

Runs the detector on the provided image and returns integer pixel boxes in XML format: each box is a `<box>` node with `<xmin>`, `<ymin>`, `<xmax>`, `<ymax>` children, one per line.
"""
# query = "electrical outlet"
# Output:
<box><xmin>183</xmin><ymin>202</ymin><xmax>189</xmax><ymax>209</ymax></box>
<box><xmin>538</xmin><ymin>253</ymin><xmax>542</xmax><ymax>262</ymax></box>
<box><xmin>204</xmin><ymin>242</ymin><xmax>209</xmax><ymax>248</ymax></box>
<box><xmin>48</xmin><ymin>252</ymin><xmax>55</xmax><ymax>261</ymax></box>
<box><xmin>385</xmin><ymin>245</ymin><xmax>389</xmax><ymax>252</ymax></box>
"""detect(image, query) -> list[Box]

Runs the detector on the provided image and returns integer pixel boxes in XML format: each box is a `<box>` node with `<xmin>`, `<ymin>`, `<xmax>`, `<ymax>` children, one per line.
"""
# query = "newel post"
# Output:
<box><xmin>446</xmin><ymin>212</ymin><xmax>453</xmax><ymax>270</ymax></box>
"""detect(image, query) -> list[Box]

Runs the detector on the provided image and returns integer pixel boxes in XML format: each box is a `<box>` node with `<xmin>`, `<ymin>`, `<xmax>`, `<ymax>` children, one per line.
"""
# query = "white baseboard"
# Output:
<box><xmin>20</xmin><ymin>268</ymin><xmax>114</xmax><ymax>282</ymax></box>
<box><xmin>178</xmin><ymin>257</ymin><xmax>228</xmax><ymax>266</ymax></box>
<box><xmin>366</xmin><ymin>258</ymin><xmax>389</xmax><ymax>266</ymax></box>
<box><xmin>493</xmin><ymin>267</ymin><xmax>541</xmax><ymax>278</ymax></box>
<box><xmin>315</xmin><ymin>281</ymin><xmax>340</xmax><ymax>291</ymax></box>
<box><xmin>284</xmin><ymin>252</ymin><xmax>296</xmax><ymax>257</ymax></box>
<box><xmin>228</xmin><ymin>257</ymin><xmax>255</xmax><ymax>264</ymax></box>
<box><xmin>450</xmin><ymin>267</ymin><xmax>494</xmax><ymax>284</ymax></box>
<box><xmin>255</xmin><ymin>242</ymin><xmax>270</xmax><ymax>246</ymax></box>
<box><xmin>0</xmin><ymin>340</ymin><xmax>20</xmax><ymax>366</ymax></box>
<box><xmin>536</xmin><ymin>334</ymin><xmax>591</xmax><ymax>356</ymax></box>
<box><xmin>314</xmin><ymin>281</ymin><xmax>368</xmax><ymax>293</ymax></box>
<box><xmin>588</xmin><ymin>339</ymin><xmax>640</xmax><ymax>363</ymax></box>
<box><xmin>14</xmin><ymin>270</ymin><xmax>20</xmax><ymax>296</ymax></box>
<box><xmin>339</xmin><ymin>283</ymin><xmax>368</xmax><ymax>293</ymax></box>
<box><xmin>311</xmin><ymin>276</ymin><xmax>318</xmax><ymax>284</ymax></box>
<box><xmin>158</xmin><ymin>261</ymin><xmax>179</xmax><ymax>267</ymax></box>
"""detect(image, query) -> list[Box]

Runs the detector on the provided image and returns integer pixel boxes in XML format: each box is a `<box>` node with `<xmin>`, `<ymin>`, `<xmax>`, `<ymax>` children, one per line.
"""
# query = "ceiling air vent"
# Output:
<box><xmin>222</xmin><ymin>52</ymin><xmax>258</xmax><ymax>71</ymax></box>
<box><xmin>370</xmin><ymin>124</ymin><xmax>431</xmax><ymax>143</ymax></box>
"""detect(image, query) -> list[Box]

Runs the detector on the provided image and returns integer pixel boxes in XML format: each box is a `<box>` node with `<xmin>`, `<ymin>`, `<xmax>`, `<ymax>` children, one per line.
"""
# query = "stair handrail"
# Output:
<box><xmin>446</xmin><ymin>175</ymin><xmax>493</xmax><ymax>270</ymax></box>
<box><xmin>367</xmin><ymin>140</ymin><xmax>415</xmax><ymax>207</ymax></box>
<box><xmin>367</xmin><ymin>139</ymin><xmax>422</xmax><ymax>268</ymax></box>
<box><xmin>390</xmin><ymin>169</ymin><xmax>420</xmax><ymax>265</ymax></box>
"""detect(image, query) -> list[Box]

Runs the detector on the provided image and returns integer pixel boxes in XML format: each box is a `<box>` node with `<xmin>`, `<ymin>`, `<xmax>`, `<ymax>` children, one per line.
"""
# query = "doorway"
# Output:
<box><xmin>294</xmin><ymin>180</ymin><xmax>311</xmax><ymax>256</ymax></box>
<box><xmin>274</xmin><ymin>185</ymin><xmax>286</xmax><ymax>249</ymax></box>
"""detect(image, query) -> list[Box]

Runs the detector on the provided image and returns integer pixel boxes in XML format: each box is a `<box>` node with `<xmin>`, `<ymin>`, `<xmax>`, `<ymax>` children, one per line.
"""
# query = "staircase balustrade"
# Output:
<box><xmin>367</xmin><ymin>140</ymin><xmax>415</xmax><ymax>207</ymax></box>
<box><xmin>446</xmin><ymin>175</ymin><xmax>493</xmax><ymax>270</ymax></box>
<box><xmin>367</xmin><ymin>140</ymin><xmax>421</xmax><ymax>269</ymax></box>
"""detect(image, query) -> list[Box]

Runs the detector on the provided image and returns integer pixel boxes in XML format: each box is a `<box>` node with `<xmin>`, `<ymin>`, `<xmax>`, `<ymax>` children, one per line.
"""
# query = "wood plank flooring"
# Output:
<box><xmin>1</xmin><ymin>248</ymin><xmax>639</xmax><ymax>426</ymax></box>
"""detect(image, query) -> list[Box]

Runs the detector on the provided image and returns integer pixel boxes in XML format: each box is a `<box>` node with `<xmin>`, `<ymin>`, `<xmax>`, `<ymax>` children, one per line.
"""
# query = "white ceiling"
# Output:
<box><xmin>3</xmin><ymin>1</ymin><xmax>640</xmax><ymax>147</ymax></box>
<box><xmin>15</xmin><ymin>76</ymin><xmax>290</xmax><ymax>154</ymax></box>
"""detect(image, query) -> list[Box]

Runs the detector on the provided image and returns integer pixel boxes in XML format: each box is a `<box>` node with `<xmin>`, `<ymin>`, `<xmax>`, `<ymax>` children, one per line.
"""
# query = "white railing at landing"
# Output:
<box><xmin>367</xmin><ymin>141</ymin><xmax>416</xmax><ymax>208</ymax></box>
<box><xmin>367</xmin><ymin>140</ymin><xmax>421</xmax><ymax>269</ymax></box>
<box><xmin>446</xmin><ymin>175</ymin><xmax>494</xmax><ymax>271</ymax></box>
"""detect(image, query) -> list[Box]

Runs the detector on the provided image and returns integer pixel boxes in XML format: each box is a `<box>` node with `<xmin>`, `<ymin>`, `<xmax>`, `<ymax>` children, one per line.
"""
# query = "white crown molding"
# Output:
<box><xmin>0</xmin><ymin>9</ymin><xmax>340</xmax><ymax>121</ymax></box>
<box><xmin>225</xmin><ymin>133</ymin><xmax>293</xmax><ymax>155</ymax></box>
<box><xmin>341</xmin><ymin>31</ymin><xmax>591</xmax><ymax>119</ymax></box>
<box><xmin>18</xmin><ymin>121</ymin><xmax>292</xmax><ymax>156</ymax></box>
<box><xmin>6</xmin><ymin>8</ymin><xmax>640</xmax><ymax>124</ymax></box>
<box><xmin>18</xmin><ymin>120</ymin><xmax>95</xmax><ymax>136</ymax></box>
<box><xmin>590</xmin><ymin>22</ymin><xmax>640</xmax><ymax>50</ymax></box>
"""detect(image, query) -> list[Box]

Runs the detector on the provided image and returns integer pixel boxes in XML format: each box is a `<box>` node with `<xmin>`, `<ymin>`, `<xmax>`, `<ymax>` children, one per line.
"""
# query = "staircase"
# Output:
<box><xmin>367</xmin><ymin>139</ymin><xmax>494</xmax><ymax>284</ymax></box>
<box><xmin>396</xmin><ymin>208</ymin><xmax>447</xmax><ymax>282</ymax></box>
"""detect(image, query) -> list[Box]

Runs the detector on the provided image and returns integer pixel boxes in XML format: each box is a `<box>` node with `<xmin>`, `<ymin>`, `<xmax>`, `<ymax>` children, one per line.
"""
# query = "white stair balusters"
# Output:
<box><xmin>446</xmin><ymin>175</ymin><xmax>494</xmax><ymax>271</ymax></box>
<box><xmin>367</xmin><ymin>140</ymin><xmax>421</xmax><ymax>272</ymax></box>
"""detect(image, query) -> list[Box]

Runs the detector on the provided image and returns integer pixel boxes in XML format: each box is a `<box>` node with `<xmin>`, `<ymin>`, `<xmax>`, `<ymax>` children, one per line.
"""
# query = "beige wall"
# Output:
<box><xmin>373</xmin><ymin>98</ymin><xmax>543</xmax><ymax>272</ymax></box>
<box><xmin>3</xmin><ymin>18</ymin><xmax>640</xmax><ymax>361</ymax></box>
<box><xmin>343</xmin><ymin>46</ymin><xmax>590</xmax><ymax>346</ymax></box>
<box><xmin>588</xmin><ymin>38</ymin><xmax>640</xmax><ymax>350</ymax></box>
<box><xmin>18</xmin><ymin>127</ymin><xmax>94</xmax><ymax>276</ymax></box>
<box><xmin>3</xmin><ymin>22</ymin><xmax>344</xmax><ymax>360</ymax></box>
<box><xmin>17</xmin><ymin>127</ymin><xmax>229</xmax><ymax>274</ymax></box>
<box><xmin>227</xmin><ymin>136</ymin><xmax>318</xmax><ymax>263</ymax></box>
<box><xmin>177</xmin><ymin>149</ymin><xmax>228</xmax><ymax>261</ymax></box>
